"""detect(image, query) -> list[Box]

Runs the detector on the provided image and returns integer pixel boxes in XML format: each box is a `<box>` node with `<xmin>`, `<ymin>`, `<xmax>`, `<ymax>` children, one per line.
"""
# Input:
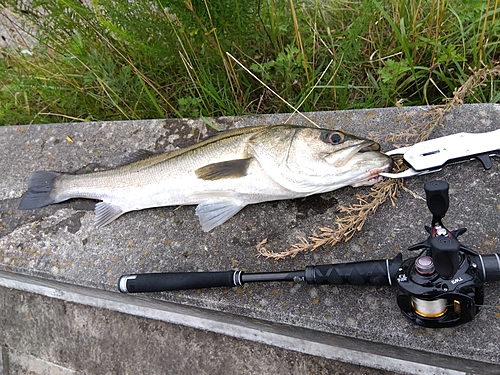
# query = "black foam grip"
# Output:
<box><xmin>119</xmin><ymin>271</ymin><xmax>237</xmax><ymax>293</ymax></box>
<box><xmin>305</xmin><ymin>255</ymin><xmax>402</xmax><ymax>286</ymax></box>
<box><xmin>475</xmin><ymin>254</ymin><xmax>500</xmax><ymax>282</ymax></box>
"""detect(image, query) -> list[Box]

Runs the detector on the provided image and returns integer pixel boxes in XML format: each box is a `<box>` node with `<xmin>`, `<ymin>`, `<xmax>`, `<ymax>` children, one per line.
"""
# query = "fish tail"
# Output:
<box><xmin>18</xmin><ymin>171</ymin><xmax>61</xmax><ymax>210</ymax></box>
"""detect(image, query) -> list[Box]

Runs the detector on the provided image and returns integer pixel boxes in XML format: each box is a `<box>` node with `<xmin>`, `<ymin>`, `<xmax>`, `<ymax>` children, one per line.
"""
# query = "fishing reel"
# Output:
<box><xmin>118</xmin><ymin>180</ymin><xmax>500</xmax><ymax>328</ymax></box>
<box><xmin>395</xmin><ymin>181</ymin><xmax>487</xmax><ymax>327</ymax></box>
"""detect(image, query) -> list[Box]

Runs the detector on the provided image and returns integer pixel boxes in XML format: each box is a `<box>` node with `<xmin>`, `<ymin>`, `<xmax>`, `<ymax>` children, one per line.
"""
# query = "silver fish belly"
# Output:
<box><xmin>18</xmin><ymin>125</ymin><xmax>392</xmax><ymax>231</ymax></box>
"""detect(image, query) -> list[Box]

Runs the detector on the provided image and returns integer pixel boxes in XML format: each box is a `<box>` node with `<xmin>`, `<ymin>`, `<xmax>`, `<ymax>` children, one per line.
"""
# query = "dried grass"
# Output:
<box><xmin>257</xmin><ymin>64</ymin><xmax>500</xmax><ymax>259</ymax></box>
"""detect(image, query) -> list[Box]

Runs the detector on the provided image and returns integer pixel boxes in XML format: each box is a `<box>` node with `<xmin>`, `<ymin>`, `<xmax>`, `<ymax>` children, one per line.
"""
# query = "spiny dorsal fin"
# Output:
<box><xmin>195</xmin><ymin>158</ymin><xmax>252</xmax><ymax>180</ymax></box>
<box><xmin>120</xmin><ymin>149</ymin><xmax>156</xmax><ymax>166</ymax></box>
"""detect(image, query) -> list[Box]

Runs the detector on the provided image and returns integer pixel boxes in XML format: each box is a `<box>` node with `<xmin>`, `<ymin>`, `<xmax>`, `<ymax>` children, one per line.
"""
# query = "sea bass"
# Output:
<box><xmin>18</xmin><ymin>125</ymin><xmax>392</xmax><ymax>231</ymax></box>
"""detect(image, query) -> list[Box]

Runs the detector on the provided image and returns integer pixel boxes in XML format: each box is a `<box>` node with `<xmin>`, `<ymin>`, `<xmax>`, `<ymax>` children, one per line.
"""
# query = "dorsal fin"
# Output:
<box><xmin>120</xmin><ymin>149</ymin><xmax>156</xmax><ymax>166</ymax></box>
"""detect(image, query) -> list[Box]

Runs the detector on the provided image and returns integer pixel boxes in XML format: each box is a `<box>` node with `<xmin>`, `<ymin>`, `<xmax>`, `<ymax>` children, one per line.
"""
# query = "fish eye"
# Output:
<box><xmin>322</xmin><ymin>131</ymin><xmax>345</xmax><ymax>145</ymax></box>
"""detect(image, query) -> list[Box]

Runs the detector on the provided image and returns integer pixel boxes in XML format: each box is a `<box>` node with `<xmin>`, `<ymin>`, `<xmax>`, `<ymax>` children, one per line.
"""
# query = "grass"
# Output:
<box><xmin>0</xmin><ymin>0</ymin><xmax>499</xmax><ymax>125</ymax></box>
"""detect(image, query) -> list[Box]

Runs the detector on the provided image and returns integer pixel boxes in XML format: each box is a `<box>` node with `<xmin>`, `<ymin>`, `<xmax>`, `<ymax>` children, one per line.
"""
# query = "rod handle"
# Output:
<box><xmin>474</xmin><ymin>254</ymin><xmax>500</xmax><ymax>282</ymax></box>
<box><xmin>118</xmin><ymin>270</ymin><xmax>239</xmax><ymax>293</ymax></box>
<box><xmin>305</xmin><ymin>254</ymin><xmax>402</xmax><ymax>286</ymax></box>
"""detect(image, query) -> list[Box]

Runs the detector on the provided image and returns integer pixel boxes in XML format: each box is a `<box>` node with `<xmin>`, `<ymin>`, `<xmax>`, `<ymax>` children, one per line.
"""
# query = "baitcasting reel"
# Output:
<box><xmin>118</xmin><ymin>181</ymin><xmax>500</xmax><ymax>328</ymax></box>
<box><xmin>395</xmin><ymin>180</ymin><xmax>499</xmax><ymax>327</ymax></box>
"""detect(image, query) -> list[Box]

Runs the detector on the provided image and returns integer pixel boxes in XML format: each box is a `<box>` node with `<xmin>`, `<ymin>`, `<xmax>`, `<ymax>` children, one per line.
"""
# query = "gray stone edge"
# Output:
<box><xmin>2</xmin><ymin>349</ymin><xmax>82</xmax><ymax>375</ymax></box>
<box><xmin>3</xmin><ymin>270</ymin><xmax>498</xmax><ymax>375</ymax></box>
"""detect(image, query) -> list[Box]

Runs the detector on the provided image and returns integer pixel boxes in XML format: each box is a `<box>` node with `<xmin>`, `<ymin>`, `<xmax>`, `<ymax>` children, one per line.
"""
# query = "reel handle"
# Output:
<box><xmin>431</xmin><ymin>236</ymin><xmax>460</xmax><ymax>279</ymax></box>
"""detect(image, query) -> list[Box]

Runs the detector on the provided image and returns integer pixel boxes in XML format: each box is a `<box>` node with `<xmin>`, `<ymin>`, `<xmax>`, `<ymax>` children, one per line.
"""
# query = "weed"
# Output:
<box><xmin>0</xmin><ymin>0</ymin><xmax>498</xmax><ymax>125</ymax></box>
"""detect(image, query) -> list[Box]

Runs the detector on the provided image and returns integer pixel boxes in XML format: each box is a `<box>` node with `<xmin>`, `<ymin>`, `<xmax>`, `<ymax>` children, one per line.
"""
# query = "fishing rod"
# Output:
<box><xmin>118</xmin><ymin>180</ymin><xmax>500</xmax><ymax>328</ymax></box>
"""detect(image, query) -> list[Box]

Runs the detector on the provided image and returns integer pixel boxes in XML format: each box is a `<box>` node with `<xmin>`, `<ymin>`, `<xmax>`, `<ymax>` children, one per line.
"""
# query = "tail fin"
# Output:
<box><xmin>18</xmin><ymin>171</ymin><xmax>61</xmax><ymax>210</ymax></box>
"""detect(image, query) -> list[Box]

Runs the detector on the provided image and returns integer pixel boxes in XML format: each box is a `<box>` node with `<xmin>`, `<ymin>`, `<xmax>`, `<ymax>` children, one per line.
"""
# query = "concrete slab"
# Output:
<box><xmin>0</xmin><ymin>9</ymin><xmax>34</xmax><ymax>51</ymax></box>
<box><xmin>1</xmin><ymin>105</ymin><xmax>499</xmax><ymax>374</ymax></box>
<box><xmin>0</xmin><ymin>284</ymin><xmax>397</xmax><ymax>375</ymax></box>
<box><xmin>7</xmin><ymin>350</ymin><xmax>82</xmax><ymax>375</ymax></box>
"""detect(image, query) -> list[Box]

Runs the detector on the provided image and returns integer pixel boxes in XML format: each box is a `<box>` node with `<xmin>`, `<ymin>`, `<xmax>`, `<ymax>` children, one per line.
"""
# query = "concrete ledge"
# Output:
<box><xmin>1</xmin><ymin>105</ymin><xmax>500</xmax><ymax>374</ymax></box>
<box><xmin>1</xmin><ymin>282</ymin><xmax>396</xmax><ymax>375</ymax></box>
<box><xmin>1</xmin><ymin>270</ymin><xmax>497</xmax><ymax>374</ymax></box>
<box><xmin>4</xmin><ymin>348</ymin><xmax>82</xmax><ymax>375</ymax></box>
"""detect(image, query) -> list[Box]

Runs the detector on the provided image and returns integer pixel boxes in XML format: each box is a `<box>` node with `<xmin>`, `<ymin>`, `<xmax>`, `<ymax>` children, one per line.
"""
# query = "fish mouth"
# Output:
<box><xmin>350</xmin><ymin>157</ymin><xmax>393</xmax><ymax>187</ymax></box>
<box><xmin>324</xmin><ymin>140</ymin><xmax>383</xmax><ymax>168</ymax></box>
<box><xmin>357</xmin><ymin>141</ymin><xmax>381</xmax><ymax>153</ymax></box>
<box><xmin>348</xmin><ymin>140</ymin><xmax>383</xmax><ymax>160</ymax></box>
<box><xmin>347</xmin><ymin>141</ymin><xmax>382</xmax><ymax>160</ymax></box>
<box><xmin>343</xmin><ymin>139</ymin><xmax>393</xmax><ymax>187</ymax></box>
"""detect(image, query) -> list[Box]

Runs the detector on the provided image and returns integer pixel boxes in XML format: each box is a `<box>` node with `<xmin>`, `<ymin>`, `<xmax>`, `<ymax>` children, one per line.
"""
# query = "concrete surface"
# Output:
<box><xmin>1</xmin><ymin>283</ymin><xmax>395</xmax><ymax>375</ymax></box>
<box><xmin>1</xmin><ymin>104</ymin><xmax>499</xmax><ymax>374</ymax></box>
<box><xmin>0</xmin><ymin>8</ymin><xmax>34</xmax><ymax>51</ymax></box>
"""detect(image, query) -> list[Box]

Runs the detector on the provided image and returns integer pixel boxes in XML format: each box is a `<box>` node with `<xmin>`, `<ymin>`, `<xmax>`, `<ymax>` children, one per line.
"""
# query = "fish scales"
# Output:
<box><xmin>19</xmin><ymin>125</ymin><xmax>392</xmax><ymax>231</ymax></box>
<box><xmin>55</xmin><ymin>128</ymin><xmax>255</xmax><ymax>201</ymax></box>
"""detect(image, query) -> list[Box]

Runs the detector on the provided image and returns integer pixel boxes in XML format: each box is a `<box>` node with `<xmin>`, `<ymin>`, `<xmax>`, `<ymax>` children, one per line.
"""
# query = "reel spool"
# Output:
<box><xmin>409</xmin><ymin>255</ymin><xmax>447</xmax><ymax>318</ymax></box>
<box><xmin>411</xmin><ymin>297</ymin><xmax>448</xmax><ymax>318</ymax></box>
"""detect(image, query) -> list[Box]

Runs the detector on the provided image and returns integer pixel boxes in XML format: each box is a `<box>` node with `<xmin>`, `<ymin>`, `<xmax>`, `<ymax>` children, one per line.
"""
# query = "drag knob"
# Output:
<box><xmin>415</xmin><ymin>256</ymin><xmax>435</xmax><ymax>275</ymax></box>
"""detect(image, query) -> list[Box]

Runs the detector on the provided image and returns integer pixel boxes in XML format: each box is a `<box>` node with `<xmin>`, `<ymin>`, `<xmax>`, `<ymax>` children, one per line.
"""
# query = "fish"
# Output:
<box><xmin>18</xmin><ymin>125</ymin><xmax>392</xmax><ymax>231</ymax></box>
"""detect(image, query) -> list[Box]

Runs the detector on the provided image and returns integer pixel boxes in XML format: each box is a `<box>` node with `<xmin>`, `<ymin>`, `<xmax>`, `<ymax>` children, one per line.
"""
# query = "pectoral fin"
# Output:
<box><xmin>195</xmin><ymin>158</ymin><xmax>252</xmax><ymax>180</ymax></box>
<box><xmin>195</xmin><ymin>199</ymin><xmax>246</xmax><ymax>232</ymax></box>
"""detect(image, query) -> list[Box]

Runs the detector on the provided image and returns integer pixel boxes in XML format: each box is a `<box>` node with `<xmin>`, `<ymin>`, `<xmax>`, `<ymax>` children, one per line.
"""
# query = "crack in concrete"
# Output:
<box><xmin>0</xmin><ymin>198</ymin><xmax>93</xmax><ymax>239</ymax></box>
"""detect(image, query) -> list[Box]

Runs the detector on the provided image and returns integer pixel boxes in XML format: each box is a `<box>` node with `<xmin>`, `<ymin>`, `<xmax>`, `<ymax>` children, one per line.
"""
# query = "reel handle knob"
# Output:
<box><xmin>424</xmin><ymin>180</ymin><xmax>449</xmax><ymax>219</ymax></box>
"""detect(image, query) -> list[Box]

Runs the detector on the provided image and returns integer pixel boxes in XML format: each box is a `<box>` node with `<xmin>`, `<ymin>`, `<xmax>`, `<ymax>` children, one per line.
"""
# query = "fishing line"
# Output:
<box><xmin>226</xmin><ymin>52</ymin><xmax>319</xmax><ymax>127</ymax></box>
